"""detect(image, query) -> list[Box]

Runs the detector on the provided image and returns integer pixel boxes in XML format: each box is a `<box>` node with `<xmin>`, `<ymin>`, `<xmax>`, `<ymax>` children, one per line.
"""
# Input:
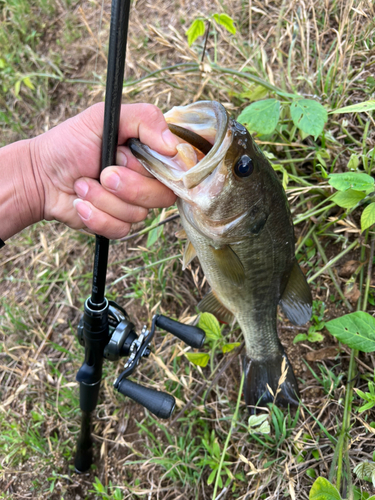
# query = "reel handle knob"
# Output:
<box><xmin>155</xmin><ymin>314</ymin><xmax>205</xmax><ymax>348</ymax></box>
<box><xmin>117</xmin><ymin>379</ymin><xmax>175</xmax><ymax>419</ymax></box>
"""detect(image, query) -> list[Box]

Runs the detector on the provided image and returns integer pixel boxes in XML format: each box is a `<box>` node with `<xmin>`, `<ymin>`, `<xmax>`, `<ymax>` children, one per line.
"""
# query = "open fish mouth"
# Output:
<box><xmin>128</xmin><ymin>101</ymin><xmax>232</xmax><ymax>191</ymax></box>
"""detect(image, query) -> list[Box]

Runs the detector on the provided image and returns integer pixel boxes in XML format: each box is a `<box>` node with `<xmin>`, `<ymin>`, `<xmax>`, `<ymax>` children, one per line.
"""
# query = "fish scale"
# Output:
<box><xmin>129</xmin><ymin>100</ymin><xmax>313</xmax><ymax>412</ymax></box>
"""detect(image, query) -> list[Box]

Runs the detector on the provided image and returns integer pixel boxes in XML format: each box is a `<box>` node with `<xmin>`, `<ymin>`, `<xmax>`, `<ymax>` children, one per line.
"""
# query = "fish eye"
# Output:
<box><xmin>234</xmin><ymin>155</ymin><xmax>254</xmax><ymax>178</ymax></box>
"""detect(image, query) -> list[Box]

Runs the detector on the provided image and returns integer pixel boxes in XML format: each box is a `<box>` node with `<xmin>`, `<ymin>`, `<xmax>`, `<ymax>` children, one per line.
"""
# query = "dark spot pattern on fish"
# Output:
<box><xmin>249</xmin><ymin>213</ymin><xmax>269</xmax><ymax>235</ymax></box>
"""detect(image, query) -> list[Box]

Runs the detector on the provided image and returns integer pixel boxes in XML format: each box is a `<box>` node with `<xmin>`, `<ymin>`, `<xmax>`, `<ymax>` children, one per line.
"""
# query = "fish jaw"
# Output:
<box><xmin>128</xmin><ymin>101</ymin><xmax>232</xmax><ymax>200</ymax></box>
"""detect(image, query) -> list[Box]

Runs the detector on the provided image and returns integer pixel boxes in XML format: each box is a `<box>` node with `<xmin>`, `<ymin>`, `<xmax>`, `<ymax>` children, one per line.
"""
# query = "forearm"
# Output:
<box><xmin>0</xmin><ymin>139</ymin><xmax>44</xmax><ymax>241</ymax></box>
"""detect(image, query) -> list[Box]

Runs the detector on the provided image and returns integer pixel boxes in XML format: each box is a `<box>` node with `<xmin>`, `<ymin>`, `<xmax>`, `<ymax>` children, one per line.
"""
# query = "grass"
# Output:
<box><xmin>1</xmin><ymin>0</ymin><xmax>375</xmax><ymax>499</ymax></box>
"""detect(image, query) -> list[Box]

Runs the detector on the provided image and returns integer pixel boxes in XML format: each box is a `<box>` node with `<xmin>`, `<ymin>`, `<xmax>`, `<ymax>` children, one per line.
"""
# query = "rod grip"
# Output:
<box><xmin>117</xmin><ymin>379</ymin><xmax>175</xmax><ymax>419</ymax></box>
<box><xmin>155</xmin><ymin>315</ymin><xmax>205</xmax><ymax>348</ymax></box>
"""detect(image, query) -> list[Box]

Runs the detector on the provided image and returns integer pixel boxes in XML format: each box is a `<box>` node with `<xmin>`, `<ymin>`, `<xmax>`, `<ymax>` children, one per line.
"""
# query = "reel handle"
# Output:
<box><xmin>117</xmin><ymin>378</ymin><xmax>175</xmax><ymax>419</ymax></box>
<box><xmin>155</xmin><ymin>314</ymin><xmax>205</xmax><ymax>349</ymax></box>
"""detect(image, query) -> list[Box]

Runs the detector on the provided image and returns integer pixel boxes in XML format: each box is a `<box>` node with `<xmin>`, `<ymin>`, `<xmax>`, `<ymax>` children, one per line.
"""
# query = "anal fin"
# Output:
<box><xmin>243</xmin><ymin>350</ymin><xmax>299</xmax><ymax>414</ymax></box>
<box><xmin>198</xmin><ymin>290</ymin><xmax>234</xmax><ymax>324</ymax></box>
<box><xmin>280</xmin><ymin>259</ymin><xmax>312</xmax><ymax>326</ymax></box>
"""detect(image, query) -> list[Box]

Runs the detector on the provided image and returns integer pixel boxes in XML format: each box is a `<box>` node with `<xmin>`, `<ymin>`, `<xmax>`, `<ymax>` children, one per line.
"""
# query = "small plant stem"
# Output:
<box><xmin>307</xmin><ymin>239</ymin><xmax>358</xmax><ymax>284</ymax></box>
<box><xmin>201</xmin><ymin>21</ymin><xmax>211</xmax><ymax>63</ymax></box>
<box><xmin>335</xmin><ymin>347</ymin><xmax>357</xmax><ymax>498</ymax></box>
<box><xmin>213</xmin><ymin>24</ymin><xmax>218</xmax><ymax>64</ymax></box>
<box><xmin>111</xmin><ymin>254</ymin><xmax>180</xmax><ymax>286</ymax></box>
<box><xmin>296</xmin><ymin>224</ymin><xmax>314</xmax><ymax>255</ymax></box>
<box><xmin>369</xmin><ymin>144</ymin><xmax>375</xmax><ymax>174</ymax></box>
<box><xmin>212</xmin><ymin>373</ymin><xmax>245</xmax><ymax>500</ymax></box>
<box><xmin>293</xmin><ymin>202</ymin><xmax>336</xmax><ymax>225</ymax></box>
<box><xmin>211</xmin><ymin>64</ymin><xmax>296</xmax><ymax>99</ymax></box>
<box><xmin>362</xmin><ymin>120</ymin><xmax>370</xmax><ymax>173</ymax></box>
<box><xmin>331</xmin><ymin>232</ymin><xmax>369</xmax><ymax>497</ymax></box>
<box><xmin>362</xmin><ymin>234</ymin><xmax>375</xmax><ymax>312</ymax></box>
<box><xmin>287</xmin><ymin>23</ymin><xmax>298</xmax><ymax>92</ymax></box>
<box><xmin>120</xmin><ymin>214</ymin><xmax>180</xmax><ymax>242</ymax></box>
<box><xmin>312</xmin><ymin>233</ymin><xmax>353</xmax><ymax>310</ymax></box>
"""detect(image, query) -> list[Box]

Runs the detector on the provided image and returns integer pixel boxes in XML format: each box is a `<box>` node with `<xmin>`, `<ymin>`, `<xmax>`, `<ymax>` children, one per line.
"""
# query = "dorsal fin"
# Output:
<box><xmin>182</xmin><ymin>239</ymin><xmax>197</xmax><ymax>270</ymax></box>
<box><xmin>280</xmin><ymin>259</ymin><xmax>312</xmax><ymax>326</ymax></box>
<box><xmin>209</xmin><ymin>245</ymin><xmax>245</xmax><ymax>286</ymax></box>
<box><xmin>198</xmin><ymin>290</ymin><xmax>235</xmax><ymax>324</ymax></box>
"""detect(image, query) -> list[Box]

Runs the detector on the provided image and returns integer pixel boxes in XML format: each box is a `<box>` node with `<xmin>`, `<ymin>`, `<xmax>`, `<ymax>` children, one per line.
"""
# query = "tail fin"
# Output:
<box><xmin>243</xmin><ymin>350</ymin><xmax>299</xmax><ymax>414</ymax></box>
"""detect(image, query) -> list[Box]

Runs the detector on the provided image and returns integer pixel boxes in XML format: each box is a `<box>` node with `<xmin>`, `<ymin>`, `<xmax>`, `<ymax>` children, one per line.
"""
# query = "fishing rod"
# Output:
<box><xmin>73</xmin><ymin>0</ymin><xmax>205</xmax><ymax>473</ymax></box>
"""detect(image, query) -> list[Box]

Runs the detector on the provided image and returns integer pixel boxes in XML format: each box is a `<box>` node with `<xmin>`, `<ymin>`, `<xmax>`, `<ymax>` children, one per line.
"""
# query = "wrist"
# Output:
<box><xmin>0</xmin><ymin>138</ymin><xmax>44</xmax><ymax>241</ymax></box>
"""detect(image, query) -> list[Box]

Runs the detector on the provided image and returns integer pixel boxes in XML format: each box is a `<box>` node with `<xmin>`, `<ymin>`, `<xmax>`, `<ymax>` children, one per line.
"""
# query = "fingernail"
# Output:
<box><xmin>75</xmin><ymin>180</ymin><xmax>89</xmax><ymax>198</ymax></box>
<box><xmin>116</xmin><ymin>151</ymin><xmax>127</xmax><ymax>166</ymax></box>
<box><xmin>162</xmin><ymin>128</ymin><xmax>178</xmax><ymax>151</ymax></box>
<box><xmin>73</xmin><ymin>199</ymin><xmax>92</xmax><ymax>220</ymax></box>
<box><xmin>102</xmin><ymin>171</ymin><xmax>120</xmax><ymax>191</ymax></box>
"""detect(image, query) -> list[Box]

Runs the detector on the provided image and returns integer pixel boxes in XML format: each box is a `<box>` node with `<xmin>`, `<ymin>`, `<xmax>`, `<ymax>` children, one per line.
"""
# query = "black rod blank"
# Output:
<box><xmin>90</xmin><ymin>0</ymin><xmax>131</xmax><ymax>306</ymax></box>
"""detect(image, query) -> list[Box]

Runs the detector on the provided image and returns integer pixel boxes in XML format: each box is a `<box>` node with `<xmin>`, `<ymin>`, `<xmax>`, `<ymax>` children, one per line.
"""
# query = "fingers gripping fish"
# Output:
<box><xmin>128</xmin><ymin>101</ymin><xmax>312</xmax><ymax>412</ymax></box>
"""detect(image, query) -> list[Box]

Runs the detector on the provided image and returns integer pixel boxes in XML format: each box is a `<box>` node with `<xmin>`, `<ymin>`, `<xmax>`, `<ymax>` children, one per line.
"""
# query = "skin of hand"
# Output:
<box><xmin>4</xmin><ymin>102</ymin><xmax>179</xmax><ymax>241</ymax></box>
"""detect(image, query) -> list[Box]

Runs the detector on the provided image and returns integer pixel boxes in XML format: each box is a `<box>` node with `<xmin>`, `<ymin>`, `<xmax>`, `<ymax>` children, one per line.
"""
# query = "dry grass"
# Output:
<box><xmin>1</xmin><ymin>0</ymin><xmax>375</xmax><ymax>499</ymax></box>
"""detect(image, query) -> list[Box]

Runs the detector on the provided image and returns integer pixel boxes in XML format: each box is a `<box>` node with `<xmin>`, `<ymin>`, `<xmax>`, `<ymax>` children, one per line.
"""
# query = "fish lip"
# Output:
<box><xmin>128</xmin><ymin>101</ymin><xmax>230</xmax><ymax>190</ymax></box>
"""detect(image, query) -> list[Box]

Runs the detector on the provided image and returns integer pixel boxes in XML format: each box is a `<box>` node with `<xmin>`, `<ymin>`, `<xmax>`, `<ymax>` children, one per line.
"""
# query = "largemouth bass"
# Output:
<box><xmin>129</xmin><ymin>101</ymin><xmax>312</xmax><ymax>411</ymax></box>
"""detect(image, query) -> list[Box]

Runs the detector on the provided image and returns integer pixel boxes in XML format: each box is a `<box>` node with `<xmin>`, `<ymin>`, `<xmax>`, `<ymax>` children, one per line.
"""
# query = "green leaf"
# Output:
<box><xmin>186</xmin><ymin>19</ymin><xmax>205</xmax><ymax>46</ymax></box>
<box><xmin>325</xmin><ymin>312</ymin><xmax>375</xmax><ymax>352</ymax></box>
<box><xmin>353</xmin><ymin>462</ymin><xmax>375</xmax><ymax>481</ymax></box>
<box><xmin>23</xmin><ymin>76</ymin><xmax>35</xmax><ymax>90</ymax></box>
<box><xmin>347</xmin><ymin>153</ymin><xmax>360</xmax><ymax>171</ymax></box>
<box><xmin>237</xmin><ymin>99</ymin><xmax>280</xmax><ymax>135</ymax></box>
<box><xmin>361</xmin><ymin>203</ymin><xmax>375</xmax><ymax>232</ymax></box>
<box><xmin>330</xmin><ymin>100</ymin><xmax>375</xmax><ymax>114</ymax></box>
<box><xmin>0</xmin><ymin>58</ymin><xmax>5</xmax><ymax>69</ymax></box>
<box><xmin>309</xmin><ymin>477</ymin><xmax>342</xmax><ymax>500</ymax></box>
<box><xmin>328</xmin><ymin>172</ymin><xmax>374</xmax><ymax>192</ymax></box>
<box><xmin>248</xmin><ymin>414</ymin><xmax>270</xmax><ymax>434</ymax></box>
<box><xmin>290</xmin><ymin>99</ymin><xmax>328</xmax><ymax>139</ymax></box>
<box><xmin>307</xmin><ymin>331</ymin><xmax>324</xmax><ymax>343</ymax></box>
<box><xmin>248</xmin><ymin>414</ymin><xmax>268</xmax><ymax>428</ymax></box>
<box><xmin>199</xmin><ymin>312</ymin><xmax>222</xmax><ymax>340</ymax></box>
<box><xmin>14</xmin><ymin>80</ymin><xmax>21</xmax><ymax>97</ymax></box>
<box><xmin>293</xmin><ymin>333</ymin><xmax>308</xmax><ymax>344</ymax></box>
<box><xmin>207</xmin><ymin>469</ymin><xmax>217</xmax><ymax>485</ymax></box>
<box><xmin>185</xmin><ymin>352</ymin><xmax>210</xmax><ymax>367</ymax></box>
<box><xmin>147</xmin><ymin>214</ymin><xmax>164</xmax><ymax>247</ymax></box>
<box><xmin>222</xmin><ymin>342</ymin><xmax>241</xmax><ymax>353</ymax></box>
<box><xmin>239</xmin><ymin>85</ymin><xmax>268</xmax><ymax>102</ymax></box>
<box><xmin>332</xmin><ymin>189</ymin><xmax>366</xmax><ymax>208</ymax></box>
<box><xmin>213</xmin><ymin>13</ymin><xmax>236</xmax><ymax>34</ymax></box>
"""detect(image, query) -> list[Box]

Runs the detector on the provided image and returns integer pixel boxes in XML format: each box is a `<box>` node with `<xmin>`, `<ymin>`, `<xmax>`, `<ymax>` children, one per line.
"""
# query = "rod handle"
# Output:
<box><xmin>155</xmin><ymin>315</ymin><xmax>205</xmax><ymax>348</ymax></box>
<box><xmin>117</xmin><ymin>379</ymin><xmax>175</xmax><ymax>419</ymax></box>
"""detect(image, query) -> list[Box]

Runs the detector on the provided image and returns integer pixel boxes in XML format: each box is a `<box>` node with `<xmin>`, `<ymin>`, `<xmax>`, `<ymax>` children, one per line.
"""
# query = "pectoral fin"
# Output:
<box><xmin>210</xmin><ymin>245</ymin><xmax>245</xmax><ymax>286</ymax></box>
<box><xmin>182</xmin><ymin>239</ymin><xmax>197</xmax><ymax>270</ymax></box>
<box><xmin>198</xmin><ymin>290</ymin><xmax>235</xmax><ymax>324</ymax></box>
<box><xmin>280</xmin><ymin>260</ymin><xmax>312</xmax><ymax>326</ymax></box>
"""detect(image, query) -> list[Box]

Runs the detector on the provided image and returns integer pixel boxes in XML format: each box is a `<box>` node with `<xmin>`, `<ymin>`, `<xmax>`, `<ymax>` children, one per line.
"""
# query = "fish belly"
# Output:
<box><xmin>178</xmin><ymin>201</ymin><xmax>293</xmax><ymax>361</ymax></box>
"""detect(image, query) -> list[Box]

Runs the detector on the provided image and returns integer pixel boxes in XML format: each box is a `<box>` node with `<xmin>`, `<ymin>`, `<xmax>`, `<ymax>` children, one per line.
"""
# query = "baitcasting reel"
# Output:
<box><xmin>76</xmin><ymin>299</ymin><xmax>206</xmax><ymax>420</ymax></box>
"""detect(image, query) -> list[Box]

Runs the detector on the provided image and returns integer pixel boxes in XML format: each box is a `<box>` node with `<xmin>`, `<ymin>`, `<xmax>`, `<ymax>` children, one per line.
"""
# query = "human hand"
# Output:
<box><xmin>29</xmin><ymin>102</ymin><xmax>179</xmax><ymax>239</ymax></box>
